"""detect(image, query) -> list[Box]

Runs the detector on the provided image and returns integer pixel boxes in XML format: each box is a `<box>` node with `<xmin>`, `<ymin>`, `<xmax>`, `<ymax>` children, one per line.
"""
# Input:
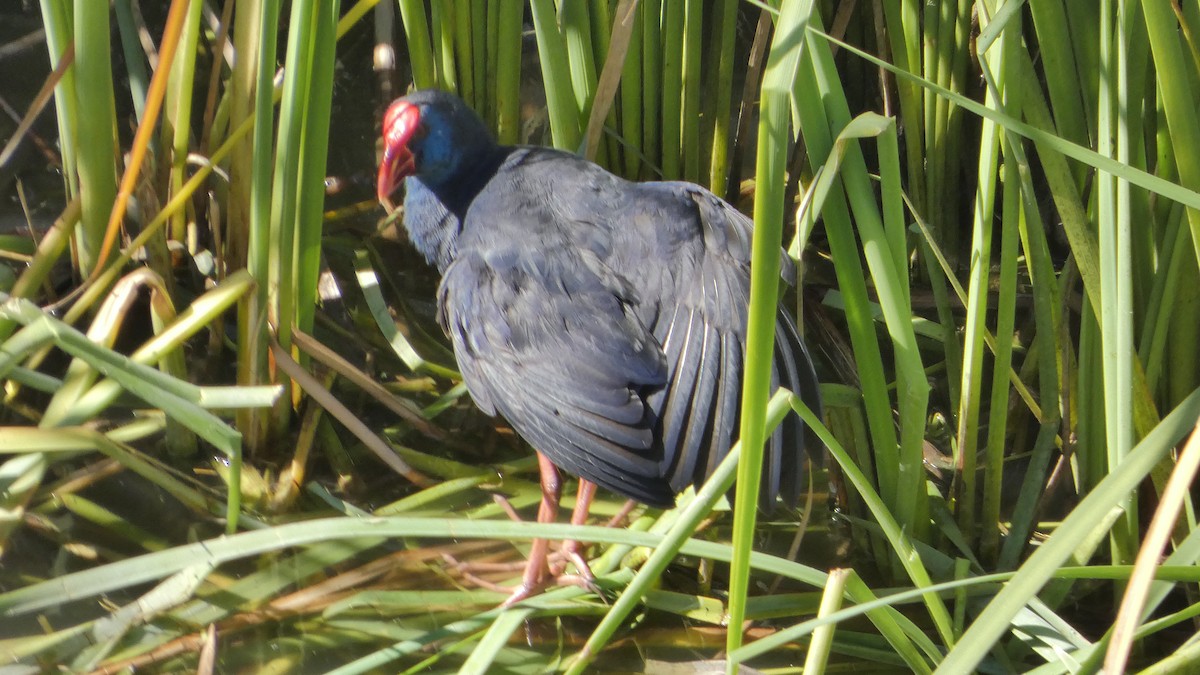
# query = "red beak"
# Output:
<box><xmin>377</xmin><ymin>101</ymin><xmax>421</xmax><ymax>210</ymax></box>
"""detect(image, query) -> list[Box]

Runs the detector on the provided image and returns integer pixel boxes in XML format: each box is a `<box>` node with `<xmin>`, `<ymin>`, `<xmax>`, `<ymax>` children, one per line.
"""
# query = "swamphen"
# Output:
<box><xmin>377</xmin><ymin>89</ymin><xmax>821</xmax><ymax>604</ymax></box>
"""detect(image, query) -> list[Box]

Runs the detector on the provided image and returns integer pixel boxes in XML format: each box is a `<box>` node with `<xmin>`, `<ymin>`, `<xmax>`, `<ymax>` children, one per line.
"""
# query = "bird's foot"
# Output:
<box><xmin>453</xmin><ymin>474</ymin><xmax>630</xmax><ymax>607</ymax></box>
<box><xmin>500</xmin><ymin>570</ymin><xmax>605</xmax><ymax>608</ymax></box>
<box><xmin>491</xmin><ymin>493</ymin><xmax>525</xmax><ymax>522</ymax></box>
<box><xmin>442</xmin><ymin>549</ymin><xmax>581</xmax><ymax>575</ymax></box>
<box><xmin>548</xmin><ymin>537</ymin><xmax>596</xmax><ymax>581</ymax></box>
<box><xmin>443</xmin><ymin>547</ymin><xmax>602</xmax><ymax>607</ymax></box>
<box><xmin>447</xmin><ymin>564</ymin><xmax>518</xmax><ymax>595</ymax></box>
<box><xmin>499</xmin><ymin>577</ymin><xmax>546</xmax><ymax>608</ymax></box>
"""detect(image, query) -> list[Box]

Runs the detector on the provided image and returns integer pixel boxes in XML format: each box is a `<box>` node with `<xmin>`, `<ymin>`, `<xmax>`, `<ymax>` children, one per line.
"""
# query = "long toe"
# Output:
<box><xmin>554</xmin><ymin>537</ymin><xmax>597</xmax><ymax>583</ymax></box>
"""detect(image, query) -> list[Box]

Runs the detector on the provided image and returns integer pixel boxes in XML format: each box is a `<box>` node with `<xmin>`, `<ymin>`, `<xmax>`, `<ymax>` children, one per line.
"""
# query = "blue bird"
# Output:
<box><xmin>377</xmin><ymin>89</ymin><xmax>821</xmax><ymax>604</ymax></box>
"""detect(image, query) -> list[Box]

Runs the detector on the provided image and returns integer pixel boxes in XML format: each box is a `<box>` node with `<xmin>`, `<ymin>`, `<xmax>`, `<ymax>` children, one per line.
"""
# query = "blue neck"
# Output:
<box><xmin>402</xmin><ymin>147</ymin><xmax>509</xmax><ymax>272</ymax></box>
<box><xmin>402</xmin><ymin>177</ymin><xmax>460</xmax><ymax>272</ymax></box>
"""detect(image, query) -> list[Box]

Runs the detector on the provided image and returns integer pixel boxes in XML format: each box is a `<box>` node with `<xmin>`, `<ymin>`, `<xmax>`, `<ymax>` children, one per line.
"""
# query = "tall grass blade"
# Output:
<box><xmin>936</xmin><ymin>388</ymin><xmax>1200</xmax><ymax>674</ymax></box>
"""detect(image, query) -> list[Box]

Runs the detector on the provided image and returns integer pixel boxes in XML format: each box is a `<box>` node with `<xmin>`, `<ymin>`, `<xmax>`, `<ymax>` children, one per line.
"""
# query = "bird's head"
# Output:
<box><xmin>377</xmin><ymin>90</ymin><xmax>494</xmax><ymax>211</ymax></box>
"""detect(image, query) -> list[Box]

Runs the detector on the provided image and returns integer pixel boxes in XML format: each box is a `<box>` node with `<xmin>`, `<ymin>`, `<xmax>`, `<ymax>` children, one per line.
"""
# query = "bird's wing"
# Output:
<box><xmin>438</xmin><ymin>244</ymin><xmax>678</xmax><ymax>507</ymax></box>
<box><xmin>624</xmin><ymin>183</ymin><xmax>823</xmax><ymax>510</ymax></box>
<box><xmin>438</xmin><ymin>147</ymin><xmax>820</xmax><ymax>510</ymax></box>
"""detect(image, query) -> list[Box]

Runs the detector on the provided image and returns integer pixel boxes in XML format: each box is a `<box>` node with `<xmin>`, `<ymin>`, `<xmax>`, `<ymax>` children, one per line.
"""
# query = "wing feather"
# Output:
<box><xmin>657</xmin><ymin>309</ymin><xmax>700</xmax><ymax>470</ymax></box>
<box><xmin>440</xmin><ymin>247</ymin><xmax>675</xmax><ymax>507</ymax></box>
<box><xmin>623</xmin><ymin>183</ymin><xmax>822</xmax><ymax>510</ymax></box>
<box><xmin>438</xmin><ymin>148</ymin><xmax>822</xmax><ymax>510</ymax></box>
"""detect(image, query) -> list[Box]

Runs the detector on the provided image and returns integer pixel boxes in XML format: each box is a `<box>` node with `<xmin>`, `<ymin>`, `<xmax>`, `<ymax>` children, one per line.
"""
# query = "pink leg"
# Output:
<box><xmin>604</xmin><ymin>498</ymin><xmax>638</xmax><ymax>528</ymax></box>
<box><xmin>555</xmin><ymin>479</ymin><xmax>598</xmax><ymax>580</ymax></box>
<box><xmin>503</xmin><ymin>452</ymin><xmax>562</xmax><ymax>607</ymax></box>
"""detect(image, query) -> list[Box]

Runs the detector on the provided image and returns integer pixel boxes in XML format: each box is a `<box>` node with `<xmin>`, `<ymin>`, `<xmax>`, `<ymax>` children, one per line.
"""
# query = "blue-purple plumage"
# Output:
<box><xmin>381</xmin><ymin>89</ymin><xmax>821</xmax><ymax>509</ymax></box>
